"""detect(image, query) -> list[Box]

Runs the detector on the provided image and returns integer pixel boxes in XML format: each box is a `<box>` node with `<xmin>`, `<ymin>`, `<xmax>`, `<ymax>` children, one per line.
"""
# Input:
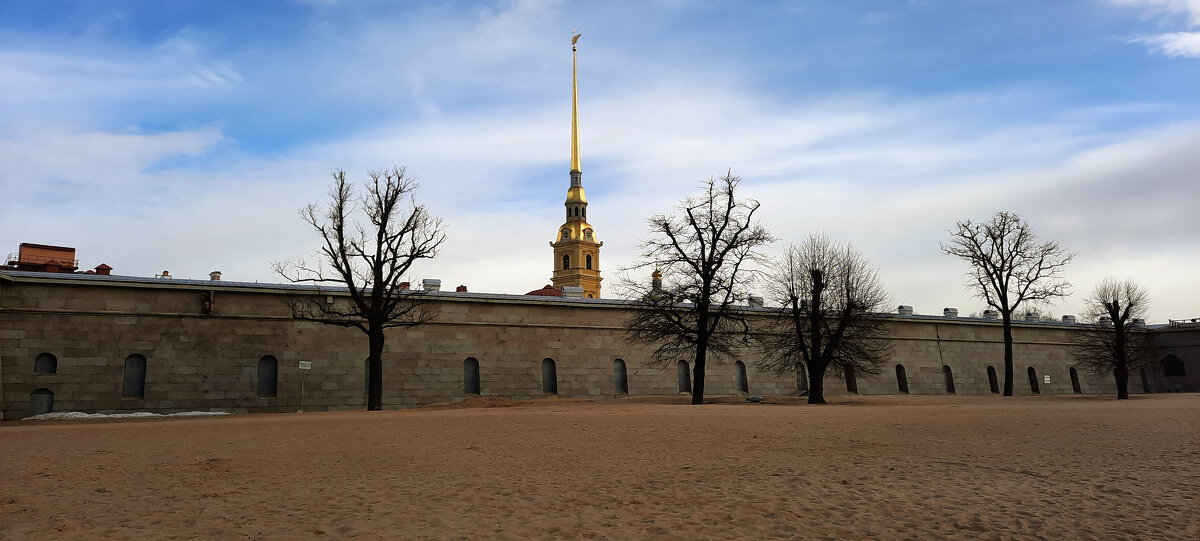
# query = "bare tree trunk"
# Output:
<box><xmin>692</xmin><ymin>341</ymin><xmax>707</xmax><ymax>405</ymax></box>
<box><xmin>807</xmin><ymin>361</ymin><xmax>827</xmax><ymax>405</ymax></box>
<box><xmin>1001</xmin><ymin>313</ymin><xmax>1014</xmax><ymax>396</ymax></box>
<box><xmin>367</xmin><ymin>325</ymin><xmax>384</xmax><ymax>411</ymax></box>
<box><xmin>1114</xmin><ymin>364</ymin><xmax>1129</xmax><ymax>400</ymax></box>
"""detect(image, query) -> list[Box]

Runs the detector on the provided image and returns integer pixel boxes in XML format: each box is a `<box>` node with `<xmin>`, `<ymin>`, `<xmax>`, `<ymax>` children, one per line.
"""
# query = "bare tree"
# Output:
<box><xmin>942</xmin><ymin>211</ymin><xmax>1073</xmax><ymax>396</ymax></box>
<box><xmin>1072</xmin><ymin>278</ymin><xmax>1152</xmax><ymax>399</ymax></box>
<box><xmin>622</xmin><ymin>171</ymin><xmax>773</xmax><ymax>404</ymax></box>
<box><xmin>275</xmin><ymin>167</ymin><xmax>446</xmax><ymax>411</ymax></box>
<box><xmin>756</xmin><ymin>234</ymin><xmax>892</xmax><ymax>404</ymax></box>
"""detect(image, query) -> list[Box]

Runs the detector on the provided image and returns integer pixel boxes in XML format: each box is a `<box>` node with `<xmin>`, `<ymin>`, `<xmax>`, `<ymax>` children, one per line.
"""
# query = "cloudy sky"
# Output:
<box><xmin>2</xmin><ymin>0</ymin><xmax>1198</xmax><ymax>322</ymax></box>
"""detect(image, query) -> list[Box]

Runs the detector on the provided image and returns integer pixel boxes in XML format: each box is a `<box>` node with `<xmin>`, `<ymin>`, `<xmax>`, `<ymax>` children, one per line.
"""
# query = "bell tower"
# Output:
<box><xmin>550</xmin><ymin>32</ymin><xmax>602</xmax><ymax>298</ymax></box>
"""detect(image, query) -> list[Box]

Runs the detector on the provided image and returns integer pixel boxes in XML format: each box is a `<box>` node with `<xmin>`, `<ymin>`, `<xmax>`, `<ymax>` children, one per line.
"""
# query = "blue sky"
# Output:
<box><xmin>2</xmin><ymin>0</ymin><xmax>1198</xmax><ymax>322</ymax></box>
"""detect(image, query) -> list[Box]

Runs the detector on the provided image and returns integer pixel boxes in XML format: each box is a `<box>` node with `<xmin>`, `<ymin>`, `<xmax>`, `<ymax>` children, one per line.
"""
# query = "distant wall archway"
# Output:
<box><xmin>895</xmin><ymin>364</ymin><xmax>909</xmax><ymax>393</ymax></box>
<box><xmin>942</xmin><ymin>365</ymin><xmax>956</xmax><ymax>394</ymax></box>
<box><xmin>464</xmin><ymin>357</ymin><xmax>481</xmax><ymax>395</ymax></box>
<box><xmin>122</xmin><ymin>354</ymin><xmax>147</xmax><ymax>398</ymax></box>
<box><xmin>1069</xmin><ymin>367</ymin><xmax>1081</xmax><ymax>394</ymax></box>
<box><xmin>735</xmin><ymin>361</ymin><xmax>749</xmax><ymax>394</ymax></box>
<box><xmin>986</xmin><ymin>366</ymin><xmax>999</xmax><ymax>394</ymax></box>
<box><xmin>542</xmin><ymin>358</ymin><xmax>558</xmax><ymax>394</ymax></box>
<box><xmin>29</xmin><ymin>388</ymin><xmax>54</xmax><ymax>416</ymax></box>
<box><xmin>257</xmin><ymin>355</ymin><xmax>278</xmax><ymax>397</ymax></box>
<box><xmin>613</xmin><ymin>359</ymin><xmax>628</xmax><ymax>394</ymax></box>
<box><xmin>845</xmin><ymin>366</ymin><xmax>859</xmax><ymax>394</ymax></box>
<box><xmin>1163</xmin><ymin>355</ymin><xmax>1185</xmax><ymax>378</ymax></box>
<box><xmin>1027</xmin><ymin>366</ymin><xmax>1040</xmax><ymax>394</ymax></box>
<box><xmin>34</xmin><ymin>352</ymin><xmax>57</xmax><ymax>374</ymax></box>
<box><xmin>677</xmin><ymin>360</ymin><xmax>691</xmax><ymax>393</ymax></box>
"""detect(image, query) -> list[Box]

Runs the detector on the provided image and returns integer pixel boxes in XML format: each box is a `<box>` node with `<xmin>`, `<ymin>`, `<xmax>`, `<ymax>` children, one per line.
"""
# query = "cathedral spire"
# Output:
<box><xmin>551</xmin><ymin>30</ymin><xmax>602</xmax><ymax>299</ymax></box>
<box><xmin>570</xmin><ymin>31</ymin><xmax>582</xmax><ymax>176</ymax></box>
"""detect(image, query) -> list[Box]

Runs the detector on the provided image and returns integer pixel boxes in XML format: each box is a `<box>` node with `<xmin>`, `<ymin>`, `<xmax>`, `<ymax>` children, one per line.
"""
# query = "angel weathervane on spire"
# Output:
<box><xmin>572</xmin><ymin>30</ymin><xmax>581</xmax><ymax>49</ymax></box>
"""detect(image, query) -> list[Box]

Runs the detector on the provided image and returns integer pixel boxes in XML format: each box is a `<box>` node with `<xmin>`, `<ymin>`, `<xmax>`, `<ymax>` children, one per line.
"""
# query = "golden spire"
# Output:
<box><xmin>570</xmin><ymin>31</ymin><xmax>582</xmax><ymax>173</ymax></box>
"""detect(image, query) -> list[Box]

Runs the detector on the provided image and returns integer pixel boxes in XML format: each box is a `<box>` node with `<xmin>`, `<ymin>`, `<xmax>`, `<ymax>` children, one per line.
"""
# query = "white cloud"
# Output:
<box><xmin>1128</xmin><ymin>31</ymin><xmax>1200</xmax><ymax>55</ymax></box>
<box><xmin>1108</xmin><ymin>0</ymin><xmax>1200</xmax><ymax>26</ymax></box>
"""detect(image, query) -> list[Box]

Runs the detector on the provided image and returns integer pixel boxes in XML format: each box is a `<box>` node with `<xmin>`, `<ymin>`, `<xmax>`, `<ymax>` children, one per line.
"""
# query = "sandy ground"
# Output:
<box><xmin>1</xmin><ymin>394</ymin><xmax>1197</xmax><ymax>540</ymax></box>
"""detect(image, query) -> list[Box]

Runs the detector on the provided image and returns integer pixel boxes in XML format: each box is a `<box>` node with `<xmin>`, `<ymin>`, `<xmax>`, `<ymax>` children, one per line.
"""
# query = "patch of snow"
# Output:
<box><xmin>22</xmin><ymin>411</ymin><xmax>229</xmax><ymax>421</ymax></box>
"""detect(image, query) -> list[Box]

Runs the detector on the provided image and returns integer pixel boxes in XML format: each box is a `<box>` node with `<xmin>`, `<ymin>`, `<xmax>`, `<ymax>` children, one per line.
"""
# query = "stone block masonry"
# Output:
<box><xmin>1</xmin><ymin>271</ymin><xmax>1196</xmax><ymax>419</ymax></box>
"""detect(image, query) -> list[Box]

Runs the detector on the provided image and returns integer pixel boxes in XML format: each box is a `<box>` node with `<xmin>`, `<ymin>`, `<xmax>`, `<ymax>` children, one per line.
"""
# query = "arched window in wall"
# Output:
<box><xmin>1069</xmin><ymin>367</ymin><xmax>1082</xmax><ymax>394</ymax></box>
<box><xmin>1027</xmin><ymin>366</ymin><xmax>1040</xmax><ymax>394</ymax></box>
<box><xmin>464</xmin><ymin>357</ymin><xmax>481</xmax><ymax>395</ymax></box>
<box><xmin>986</xmin><ymin>366</ymin><xmax>999</xmax><ymax>394</ymax></box>
<box><xmin>895</xmin><ymin>364</ymin><xmax>909</xmax><ymax>393</ymax></box>
<box><xmin>29</xmin><ymin>388</ymin><xmax>54</xmax><ymax>416</ymax></box>
<box><xmin>676</xmin><ymin>360</ymin><xmax>691</xmax><ymax>393</ymax></box>
<box><xmin>613</xmin><ymin>359</ymin><xmax>628</xmax><ymax>394</ymax></box>
<box><xmin>562</xmin><ymin>254</ymin><xmax>570</xmax><ymax>270</ymax></box>
<box><xmin>845</xmin><ymin>366</ymin><xmax>858</xmax><ymax>394</ymax></box>
<box><xmin>1163</xmin><ymin>355</ymin><xmax>1185</xmax><ymax>378</ymax></box>
<box><xmin>942</xmin><ymin>365</ymin><xmax>956</xmax><ymax>394</ymax></box>
<box><xmin>586</xmin><ymin>254</ymin><xmax>593</xmax><ymax>270</ymax></box>
<box><xmin>735</xmin><ymin>361</ymin><xmax>749</xmax><ymax>393</ymax></box>
<box><xmin>258</xmin><ymin>355</ymin><xmax>278</xmax><ymax>397</ymax></box>
<box><xmin>34</xmin><ymin>352</ymin><xmax>57</xmax><ymax>374</ymax></box>
<box><xmin>542</xmin><ymin>358</ymin><xmax>558</xmax><ymax>394</ymax></box>
<box><xmin>122</xmin><ymin>354</ymin><xmax>147</xmax><ymax>398</ymax></box>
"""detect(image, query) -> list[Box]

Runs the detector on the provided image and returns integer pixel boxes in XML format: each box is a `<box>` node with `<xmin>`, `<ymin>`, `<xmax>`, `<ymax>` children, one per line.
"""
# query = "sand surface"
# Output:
<box><xmin>1</xmin><ymin>394</ymin><xmax>1197</xmax><ymax>540</ymax></box>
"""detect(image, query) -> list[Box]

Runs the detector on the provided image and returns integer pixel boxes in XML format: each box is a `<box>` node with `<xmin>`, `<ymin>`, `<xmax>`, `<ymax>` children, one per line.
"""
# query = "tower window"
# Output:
<box><xmin>586</xmin><ymin>254</ymin><xmax>593</xmax><ymax>269</ymax></box>
<box><xmin>584</xmin><ymin>228</ymin><xmax>592</xmax><ymax>240</ymax></box>
<box><xmin>561</xmin><ymin>228</ymin><xmax>570</xmax><ymax>240</ymax></box>
<box><xmin>563</xmin><ymin>254</ymin><xmax>570</xmax><ymax>270</ymax></box>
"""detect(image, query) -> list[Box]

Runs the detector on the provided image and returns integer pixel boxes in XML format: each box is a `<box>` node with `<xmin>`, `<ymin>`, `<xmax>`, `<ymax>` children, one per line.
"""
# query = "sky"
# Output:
<box><xmin>2</xmin><ymin>0</ymin><xmax>1198</xmax><ymax>323</ymax></box>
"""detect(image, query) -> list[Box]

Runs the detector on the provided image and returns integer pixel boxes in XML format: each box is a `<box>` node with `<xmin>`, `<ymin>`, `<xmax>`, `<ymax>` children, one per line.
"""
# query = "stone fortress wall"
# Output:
<box><xmin>2</xmin><ymin>271</ymin><xmax>1197</xmax><ymax>420</ymax></box>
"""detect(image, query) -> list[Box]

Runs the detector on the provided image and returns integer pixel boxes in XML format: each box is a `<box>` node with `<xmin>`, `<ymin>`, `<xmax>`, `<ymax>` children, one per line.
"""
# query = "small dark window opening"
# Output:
<box><xmin>542</xmin><ymin>358</ymin><xmax>558</xmax><ymax>394</ymax></box>
<box><xmin>257</xmin><ymin>355</ymin><xmax>278</xmax><ymax>397</ymax></box>
<box><xmin>986</xmin><ymin>366</ymin><xmax>999</xmax><ymax>394</ymax></box>
<box><xmin>1163</xmin><ymin>355</ymin><xmax>1185</xmax><ymax>378</ymax></box>
<box><xmin>29</xmin><ymin>388</ymin><xmax>54</xmax><ymax>416</ymax></box>
<box><xmin>942</xmin><ymin>365</ymin><xmax>956</xmax><ymax>394</ymax></box>
<box><xmin>677</xmin><ymin>360</ymin><xmax>691</xmax><ymax>393</ymax></box>
<box><xmin>586</xmin><ymin>254</ymin><xmax>593</xmax><ymax>270</ymax></box>
<box><xmin>122</xmin><ymin>354</ymin><xmax>147</xmax><ymax>398</ymax></box>
<box><xmin>464</xmin><ymin>357</ymin><xmax>481</xmax><ymax>395</ymax></box>
<box><xmin>562</xmin><ymin>254</ymin><xmax>570</xmax><ymax>270</ymax></box>
<box><xmin>845</xmin><ymin>366</ymin><xmax>858</xmax><ymax>394</ymax></box>
<box><xmin>1027</xmin><ymin>366</ymin><xmax>1040</xmax><ymax>394</ymax></box>
<box><xmin>613</xmin><ymin>359</ymin><xmax>628</xmax><ymax>394</ymax></box>
<box><xmin>735</xmin><ymin>361</ymin><xmax>749</xmax><ymax>393</ymax></box>
<box><xmin>1069</xmin><ymin>367</ymin><xmax>1082</xmax><ymax>394</ymax></box>
<box><xmin>895</xmin><ymin>364</ymin><xmax>909</xmax><ymax>393</ymax></box>
<box><xmin>34</xmin><ymin>352</ymin><xmax>57</xmax><ymax>374</ymax></box>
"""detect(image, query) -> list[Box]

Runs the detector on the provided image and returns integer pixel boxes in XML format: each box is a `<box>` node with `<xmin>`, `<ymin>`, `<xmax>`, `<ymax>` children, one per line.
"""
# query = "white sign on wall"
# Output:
<box><xmin>298</xmin><ymin>361</ymin><xmax>312</xmax><ymax>370</ymax></box>
<box><xmin>1043</xmin><ymin>375</ymin><xmax>1051</xmax><ymax>384</ymax></box>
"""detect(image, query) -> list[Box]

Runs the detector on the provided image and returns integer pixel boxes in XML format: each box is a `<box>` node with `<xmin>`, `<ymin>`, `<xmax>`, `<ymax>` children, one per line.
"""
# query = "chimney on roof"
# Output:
<box><xmin>943</xmin><ymin>307</ymin><xmax>958</xmax><ymax>318</ymax></box>
<box><xmin>422</xmin><ymin>279</ymin><xmax>441</xmax><ymax>291</ymax></box>
<box><xmin>747</xmin><ymin>295</ymin><xmax>764</xmax><ymax>308</ymax></box>
<box><xmin>456</xmin><ymin>285</ymin><xmax>468</xmax><ymax>292</ymax></box>
<box><xmin>1061</xmin><ymin>315</ymin><xmax>1076</xmax><ymax>323</ymax></box>
<box><xmin>399</xmin><ymin>281</ymin><xmax>410</xmax><ymax>290</ymax></box>
<box><xmin>562</xmin><ymin>286</ymin><xmax>585</xmax><ymax>298</ymax></box>
<box><xmin>209</xmin><ymin>271</ymin><xmax>222</xmax><ymax>281</ymax></box>
<box><xmin>1024</xmin><ymin>312</ymin><xmax>1039</xmax><ymax>321</ymax></box>
<box><xmin>94</xmin><ymin>264</ymin><xmax>112</xmax><ymax>276</ymax></box>
<box><xmin>157</xmin><ymin>270</ymin><xmax>171</xmax><ymax>279</ymax></box>
<box><xmin>1132</xmin><ymin>318</ymin><xmax>1145</xmax><ymax>326</ymax></box>
<box><xmin>897</xmin><ymin>305</ymin><xmax>914</xmax><ymax>316</ymax></box>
